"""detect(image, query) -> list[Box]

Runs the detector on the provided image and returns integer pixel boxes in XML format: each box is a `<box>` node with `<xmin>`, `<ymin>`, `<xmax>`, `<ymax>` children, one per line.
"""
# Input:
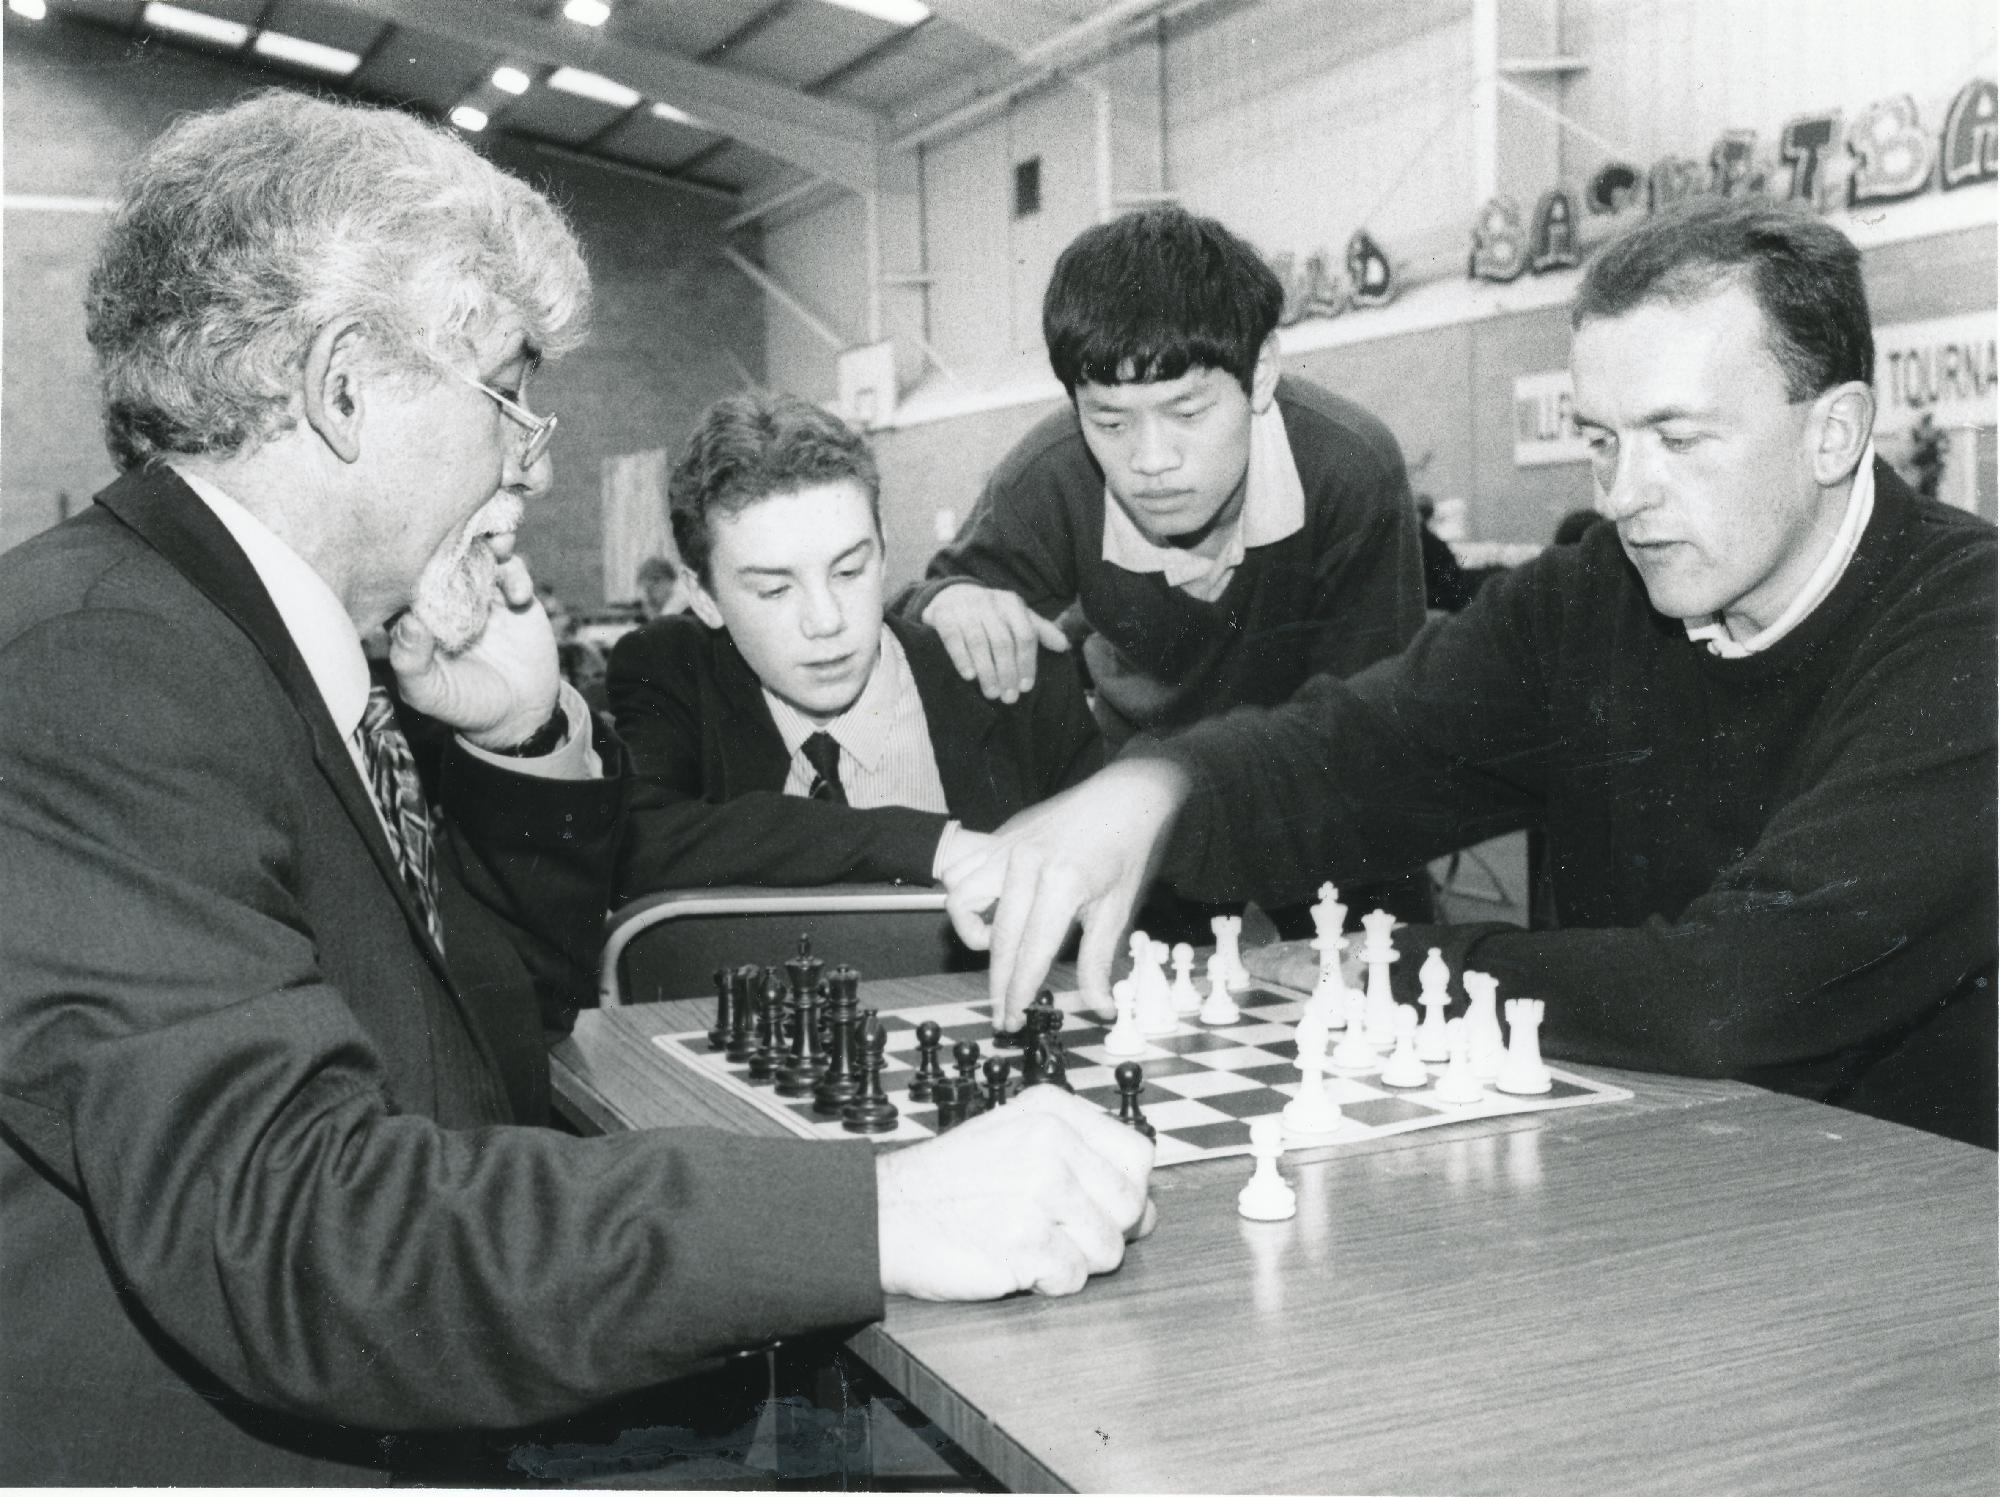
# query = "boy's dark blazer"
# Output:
<box><xmin>608</xmin><ymin>611</ymin><xmax>1104</xmax><ymax>894</ymax></box>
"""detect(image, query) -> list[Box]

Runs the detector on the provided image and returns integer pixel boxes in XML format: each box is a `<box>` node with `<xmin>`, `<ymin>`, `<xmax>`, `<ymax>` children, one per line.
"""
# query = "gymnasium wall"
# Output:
<box><xmin>0</xmin><ymin>15</ymin><xmax>765</xmax><ymax>608</ymax></box>
<box><xmin>761</xmin><ymin>0</ymin><xmax>1997</xmax><ymax>584</ymax></box>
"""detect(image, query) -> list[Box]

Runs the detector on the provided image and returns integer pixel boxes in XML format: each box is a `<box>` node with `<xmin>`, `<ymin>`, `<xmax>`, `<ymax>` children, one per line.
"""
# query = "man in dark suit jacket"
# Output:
<box><xmin>609</xmin><ymin>392</ymin><xmax>1103</xmax><ymax>899</ymax></box>
<box><xmin>0</xmin><ymin>91</ymin><xmax>1152</xmax><ymax>1487</ymax></box>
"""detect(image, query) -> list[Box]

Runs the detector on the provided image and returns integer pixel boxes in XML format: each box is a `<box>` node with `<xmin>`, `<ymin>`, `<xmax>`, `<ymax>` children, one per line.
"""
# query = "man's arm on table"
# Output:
<box><xmin>897</xmin><ymin>454</ymin><xmax>1080</xmax><ymax>703</ymax></box>
<box><xmin>1</xmin><ymin>617</ymin><xmax>1155</xmax><ymax>1436</ymax></box>
<box><xmin>606</xmin><ymin>625</ymin><xmax>954</xmax><ymax>890</ymax></box>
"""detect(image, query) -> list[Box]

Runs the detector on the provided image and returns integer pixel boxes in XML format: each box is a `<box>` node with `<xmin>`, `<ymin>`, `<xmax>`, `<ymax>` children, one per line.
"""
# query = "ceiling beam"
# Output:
<box><xmin>924</xmin><ymin>0</ymin><xmax>1067</xmax><ymax>56</ymax></box>
<box><xmin>325</xmin><ymin>0</ymin><xmax>883</xmax><ymax>191</ymax></box>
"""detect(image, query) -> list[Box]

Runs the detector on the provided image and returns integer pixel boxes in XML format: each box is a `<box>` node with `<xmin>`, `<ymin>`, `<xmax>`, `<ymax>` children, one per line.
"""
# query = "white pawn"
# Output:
<box><xmin>1236</xmin><ymin>1115</ymin><xmax>1297</xmax><ymax>1221</ymax></box>
<box><xmin>1211</xmin><ymin>914</ymin><xmax>1250</xmax><ymax>991</ymax></box>
<box><xmin>1378</xmin><ymin>1003</ymin><xmax>1429</xmax><ymax>1088</ymax></box>
<box><xmin>1103</xmin><ymin>977</ymin><xmax>1146</xmax><ymax>1057</ymax></box>
<box><xmin>1197</xmin><ymin>953</ymin><xmax>1242</xmax><ymax>1026</ymax></box>
<box><xmin>1415</xmin><ymin>948</ymin><xmax>1453</xmax><ymax>1064</ymax></box>
<box><xmin>1497</xmin><ymin>997</ymin><xmax>1554</xmax><ymax>1095</ymax></box>
<box><xmin>1462</xmin><ymin>970</ymin><xmax>1505</xmax><ymax>1081</ymax></box>
<box><xmin>1360</xmin><ymin>909</ymin><xmax>1401</xmax><ymax>1047</ymax></box>
<box><xmin>1431</xmin><ymin>1016</ymin><xmax>1485</xmax><ymax>1104</ymax></box>
<box><xmin>1282</xmin><ymin>1008</ymin><xmax>1343</xmax><ymax>1136</ymax></box>
<box><xmin>1328</xmin><ymin>998</ymin><xmax>1380</xmax><ymax>1072</ymax></box>
<box><xmin>1132</xmin><ymin>931</ymin><xmax>1178</xmax><ymax>1036</ymax></box>
<box><xmin>1169</xmin><ymin>942</ymin><xmax>1202</xmax><ymax>1016</ymax></box>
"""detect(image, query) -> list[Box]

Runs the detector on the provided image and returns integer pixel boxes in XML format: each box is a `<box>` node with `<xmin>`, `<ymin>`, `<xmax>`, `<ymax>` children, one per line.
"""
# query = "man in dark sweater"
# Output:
<box><xmin>942</xmin><ymin>197</ymin><xmax>1997</xmax><ymax>1149</ymax></box>
<box><xmin>609</xmin><ymin>393</ymin><xmax>1102</xmax><ymax>896</ymax></box>
<box><xmin>901</xmin><ymin>204</ymin><xmax>1430</xmax><ymax>926</ymax></box>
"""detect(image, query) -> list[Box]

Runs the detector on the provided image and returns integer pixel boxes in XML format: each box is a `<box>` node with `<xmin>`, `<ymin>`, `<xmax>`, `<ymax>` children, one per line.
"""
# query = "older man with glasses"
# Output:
<box><xmin>0</xmin><ymin>89</ymin><xmax>1154</xmax><ymax>1487</ymax></box>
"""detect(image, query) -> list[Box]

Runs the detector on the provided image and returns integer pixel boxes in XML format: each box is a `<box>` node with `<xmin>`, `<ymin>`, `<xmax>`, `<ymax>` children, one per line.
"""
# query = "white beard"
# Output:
<box><xmin>409</xmin><ymin>494</ymin><xmax>522</xmax><ymax>655</ymax></box>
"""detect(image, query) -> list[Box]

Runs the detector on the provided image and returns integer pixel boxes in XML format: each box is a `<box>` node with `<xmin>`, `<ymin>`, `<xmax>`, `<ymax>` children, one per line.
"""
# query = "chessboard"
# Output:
<box><xmin>650</xmin><ymin>983</ymin><xmax>1632</xmax><ymax>1168</ymax></box>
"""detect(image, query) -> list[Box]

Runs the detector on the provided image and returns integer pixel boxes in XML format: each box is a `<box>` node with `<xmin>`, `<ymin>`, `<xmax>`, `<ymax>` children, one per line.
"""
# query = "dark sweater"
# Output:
<box><xmin>900</xmin><ymin>376</ymin><xmax>1427</xmax><ymax>740</ymax></box>
<box><xmin>1149</xmin><ymin>461</ymin><xmax>1997</xmax><ymax>1147</ymax></box>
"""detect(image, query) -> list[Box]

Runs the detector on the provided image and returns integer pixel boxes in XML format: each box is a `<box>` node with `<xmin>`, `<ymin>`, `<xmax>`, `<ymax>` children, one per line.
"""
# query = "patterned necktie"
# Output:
<box><xmin>355</xmin><ymin>685</ymin><xmax>445</xmax><ymax>952</ymax></box>
<box><xmin>802</xmin><ymin>730</ymin><xmax>848</xmax><ymax>806</ymax></box>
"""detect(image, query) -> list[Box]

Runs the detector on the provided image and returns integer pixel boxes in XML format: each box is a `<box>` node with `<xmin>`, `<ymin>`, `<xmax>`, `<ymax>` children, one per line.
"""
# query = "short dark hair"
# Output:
<box><xmin>669</xmin><ymin>392</ymin><xmax>880</xmax><ymax>586</ymax></box>
<box><xmin>1572</xmin><ymin>196</ymin><xmax>1873</xmax><ymax>401</ymax></box>
<box><xmin>1042</xmin><ymin>204</ymin><xmax>1283</xmax><ymax>397</ymax></box>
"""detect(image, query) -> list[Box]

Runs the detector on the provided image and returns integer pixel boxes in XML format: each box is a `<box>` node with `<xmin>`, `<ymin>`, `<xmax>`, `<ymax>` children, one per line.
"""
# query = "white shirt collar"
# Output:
<box><xmin>168</xmin><ymin>463</ymin><xmax>372</xmax><ymax>739</ymax></box>
<box><xmin>1100</xmin><ymin>397</ymin><xmax>1306</xmax><ymax>596</ymax></box>
<box><xmin>1684</xmin><ymin>444</ymin><xmax>1877</xmax><ymax>658</ymax></box>
<box><xmin>763</xmin><ymin>623</ymin><xmax>907</xmax><ymax>774</ymax></box>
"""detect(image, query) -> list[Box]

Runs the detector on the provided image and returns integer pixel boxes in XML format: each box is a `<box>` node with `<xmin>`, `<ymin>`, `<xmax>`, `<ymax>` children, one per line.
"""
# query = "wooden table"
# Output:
<box><xmin>551</xmin><ymin>971</ymin><xmax>1999</xmax><ymax>1496</ymax></box>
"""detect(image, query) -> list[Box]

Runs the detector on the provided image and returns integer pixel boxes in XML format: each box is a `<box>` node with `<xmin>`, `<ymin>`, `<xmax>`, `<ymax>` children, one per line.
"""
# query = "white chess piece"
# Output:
<box><xmin>1131</xmin><ymin>930</ymin><xmax>1179</xmax><ymax>1035</ymax></box>
<box><xmin>1328</xmin><ymin>995</ymin><xmax>1380</xmax><ymax>1071</ymax></box>
<box><xmin>1431</xmin><ymin>1017</ymin><xmax>1485</xmax><ymax>1104</ymax></box>
<box><xmin>1415</xmin><ymin>948</ymin><xmax>1453</xmax><ymax>1063</ymax></box>
<box><xmin>1496</xmin><ymin>997</ymin><xmax>1554</xmax><ymax>1095</ymax></box>
<box><xmin>1211</xmin><ymin>914</ymin><xmax>1250</xmax><ymax>991</ymax></box>
<box><xmin>1282</xmin><ymin>1008</ymin><xmax>1343</xmax><ymax>1136</ymax></box>
<box><xmin>1169</xmin><ymin>942</ymin><xmax>1202</xmax><ymax>1016</ymax></box>
<box><xmin>1360</xmin><ymin>908</ymin><xmax>1401</xmax><ymax>1046</ymax></box>
<box><xmin>1462</xmin><ymin>970</ymin><xmax>1505</xmax><ymax>1081</ymax></box>
<box><xmin>1310</xmin><ymin>883</ymin><xmax>1345</xmax><ymax>940</ymax></box>
<box><xmin>1307</xmin><ymin>918</ymin><xmax>1349</xmax><ymax>1030</ymax></box>
<box><xmin>1103</xmin><ymin>978</ymin><xmax>1147</xmax><ymax>1057</ymax></box>
<box><xmin>1197</xmin><ymin>953</ymin><xmax>1242</xmax><ymax>1026</ymax></box>
<box><xmin>1378</xmin><ymin>1003</ymin><xmax>1429</xmax><ymax>1088</ymax></box>
<box><xmin>1236</xmin><ymin>1115</ymin><xmax>1297</xmax><ymax>1221</ymax></box>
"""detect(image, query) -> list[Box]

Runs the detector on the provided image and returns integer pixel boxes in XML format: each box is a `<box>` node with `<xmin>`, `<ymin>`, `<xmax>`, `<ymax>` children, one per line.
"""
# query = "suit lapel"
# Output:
<box><xmin>709</xmin><ymin>628</ymin><xmax>797</xmax><ymax>792</ymax></box>
<box><xmin>96</xmin><ymin>468</ymin><xmax>455</xmax><ymax>986</ymax></box>
<box><xmin>891</xmin><ymin>615</ymin><xmax>1003</xmax><ymax>826</ymax></box>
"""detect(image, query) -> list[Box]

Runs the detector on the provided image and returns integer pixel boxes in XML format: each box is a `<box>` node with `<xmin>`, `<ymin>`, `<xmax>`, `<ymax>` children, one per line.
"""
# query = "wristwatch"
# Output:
<box><xmin>485</xmin><ymin>700</ymin><xmax>570</xmax><ymax>758</ymax></box>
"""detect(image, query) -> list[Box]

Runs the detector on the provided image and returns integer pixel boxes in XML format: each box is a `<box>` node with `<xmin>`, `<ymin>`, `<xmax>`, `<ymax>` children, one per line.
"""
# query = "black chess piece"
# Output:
<box><xmin>707</xmin><ymin>966</ymin><xmax>732</xmax><ymax>1051</ymax></box>
<box><xmin>784</xmin><ymin>934</ymin><xmax>822</xmax><ymax>1005</ymax></box>
<box><xmin>747</xmin><ymin>967</ymin><xmax>783</xmax><ymax>1083</ymax></box>
<box><xmin>841</xmin><ymin>1019</ymin><xmax>901</xmax><ymax>1134</ymax></box>
<box><xmin>774</xmin><ymin>970</ymin><xmax>816</xmax><ymax>1098</ymax></box>
<box><xmin>931</xmin><ymin>1076</ymin><xmax>960</xmax><ymax>1131</ymax></box>
<box><xmin>952</xmin><ymin>1038</ymin><xmax>983</xmax><ymax>1117</ymax></box>
<box><xmin>1021</xmin><ymin>993</ymin><xmax>1071</xmax><ymax>1091</ymax></box>
<box><xmin>1114</xmin><ymin>1062</ymin><xmax>1155</xmax><ymax>1141</ymax></box>
<box><xmin>725</xmin><ymin>965</ymin><xmax>757</xmax><ymax>1063</ymax></box>
<box><xmin>805</xmin><ymin>980</ymin><xmax>829</xmax><ymax>1077</ymax></box>
<box><xmin>982</xmin><ymin>1055</ymin><xmax>1011</xmax><ymax>1112</ymax></box>
<box><xmin>907</xmin><ymin>1020</ymin><xmax>944</xmax><ymax>1103</ymax></box>
<box><xmin>1037</xmin><ymin>1002</ymin><xmax>1072</xmax><ymax>1093</ymax></box>
<box><xmin>812</xmin><ymin>971</ymin><xmax>862</xmax><ymax>1116</ymax></box>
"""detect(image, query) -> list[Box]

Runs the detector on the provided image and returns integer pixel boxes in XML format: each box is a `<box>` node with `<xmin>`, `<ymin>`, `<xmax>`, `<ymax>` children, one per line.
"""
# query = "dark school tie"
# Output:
<box><xmin>802</xmin><ymin>730</ymin><xmax>848</xmax><ymax>806</ymax></box>
<box><xmin>355</xmin><ymin>685</ymin><xmax>445</xmax><ymax>952</ymax></box>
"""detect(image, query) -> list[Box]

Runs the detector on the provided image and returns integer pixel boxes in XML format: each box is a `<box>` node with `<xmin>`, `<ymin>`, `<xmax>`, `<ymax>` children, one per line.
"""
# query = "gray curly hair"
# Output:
<box><xmin>85</xmin><ymin>89</ymin><xmax>592</xmax><ymax>471</ymax></box>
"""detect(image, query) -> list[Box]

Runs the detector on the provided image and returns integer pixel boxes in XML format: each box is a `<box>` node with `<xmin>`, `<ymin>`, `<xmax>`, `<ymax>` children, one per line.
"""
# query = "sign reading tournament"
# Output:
<box><xmin>1872</xmin><ymin>312</ymin><xmax>1999</xmax><ymax>434</ymax></box>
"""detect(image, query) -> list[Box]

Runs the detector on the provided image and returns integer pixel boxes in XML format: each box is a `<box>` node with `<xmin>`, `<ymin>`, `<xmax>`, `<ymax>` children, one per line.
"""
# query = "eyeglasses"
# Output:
<box><xmin>445</xmin><ymin>366</ymin><xmax>559</xmax><ymax>469</ymax></box>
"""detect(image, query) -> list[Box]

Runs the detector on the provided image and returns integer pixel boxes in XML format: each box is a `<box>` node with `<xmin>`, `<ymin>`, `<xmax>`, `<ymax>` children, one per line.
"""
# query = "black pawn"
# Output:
<box><xmin>982</xmin><ymin>1055</ymin><xmax>1011</xmax><ymax>1111</ymax></box>
<box><xmin>1114</xmin><ymin>1062</ymin><xmax>1155</xmax><ymax>1141</ymax></box>
<box><xmin>707</xmin><ymin>966</ymin><xmax>732</xmax><ymax>1050</ymax></box>
<box><xmin>842</xmin><ymin>1021</ymin><xmax>900</xmax><ymax>1134</ymax></box>
<box><xmin>725</xmin><ymin>966</ymin><xmax>757</xmax><ymax>1063</ymax></box>
<box><xmin>952</xmin><ymin>1038</ymin><xmax>983</xmax><ymax>1118</ymax></box>
<box><xmin>931</xmin><ymin>1077</ymin><xmax>959</xmax><ymax>1131</ymax></box>
<box><xmin>906</xmin><ymin>1020</ymin><xmax>945</xmax><ymax>1103</ymax></box>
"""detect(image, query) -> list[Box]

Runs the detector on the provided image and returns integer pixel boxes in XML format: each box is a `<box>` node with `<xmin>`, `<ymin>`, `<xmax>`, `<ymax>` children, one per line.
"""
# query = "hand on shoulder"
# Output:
<box><xmin>922</xmin><ymin>582</ymin><xmax>1069</xmax><ymax>704</ymax></box>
